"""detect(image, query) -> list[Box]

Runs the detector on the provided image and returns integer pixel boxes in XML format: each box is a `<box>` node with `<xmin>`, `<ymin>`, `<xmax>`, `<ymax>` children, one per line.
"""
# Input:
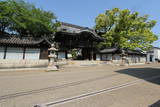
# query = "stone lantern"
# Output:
<box><xmin>121</xmin><ymin>49</ymin><xmax>127</xmax><ymax>65</ymax></box>
<box><xmin>47</xmin><ymin>44</ymin><xmax>58</xmax><ymax>71</ymax></box>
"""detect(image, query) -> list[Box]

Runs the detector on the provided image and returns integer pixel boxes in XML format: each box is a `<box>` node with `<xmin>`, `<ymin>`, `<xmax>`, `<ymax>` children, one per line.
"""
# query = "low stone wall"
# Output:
<box><xmin>61</xmin><ymin>60</ymin><xmax>105</xmax><ymax>67</ymax></box>
<box><xmin>0</xmin><ymin>59</ymin><xmax>48</xmax><ymax>69</ymax></box>
<box><xmin>57</xmin><ymin>60</ymin><xmax>146</xmax><ymax>68</ymax></box>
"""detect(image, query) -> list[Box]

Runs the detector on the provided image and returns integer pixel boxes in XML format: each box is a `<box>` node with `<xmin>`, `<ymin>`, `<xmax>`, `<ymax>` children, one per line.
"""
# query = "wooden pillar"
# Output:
<box><xmin>65</xmin><ymin>51</ymin><xmax>68</xmax><ymax>59</ymax></box>
<box><xmin>91</xmin><ymin>41</ymin><xmax>94</xmax><ymax>60</ymax></box>
<box><xmin>121</xmin><ymin>55</ymin><xmax>124</xmax><ymax>65</ymax></box>
<box><xmin>100</xmin><ymin>54</ymin><xmax>102</xmax><ymax>60</ymax></box>
<box><xmin>3</xmin><ymin>46</ymin><xmax>7</xmax><ymax>59</ymax></box>
<box><xmin>112</xmin><ymin>53</ymin><xmax>114</xmax><ymax>63</ymax></box>
<box><xmin>23</xmin><ymin>47</ymin><xmax>26</xmax><ymax>59</ymax></box>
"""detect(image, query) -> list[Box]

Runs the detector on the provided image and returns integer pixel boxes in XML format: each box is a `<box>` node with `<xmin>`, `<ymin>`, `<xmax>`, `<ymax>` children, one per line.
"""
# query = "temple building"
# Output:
<box><xmin>97</xmin><ymin>47</ymin><xmax>147</xmax><ymax>65</ymax></box>
<box><xmin>0</xmin><ymin>22</ymin><xmax>104</xmax><ymax>68</ymax></box>
<box><xmin>0</xmin><ymin>22</ymin><xmax>148</xmax><ymax>68</ymax></box>
<box><xmin>55</xmin><ymin>22</ymin><xmax>104</xmax><ymax>60</ymax></box>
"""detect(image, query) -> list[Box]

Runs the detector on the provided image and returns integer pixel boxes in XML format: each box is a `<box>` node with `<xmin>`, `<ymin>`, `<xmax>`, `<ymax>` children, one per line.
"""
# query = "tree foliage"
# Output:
<box><xmin>95</xmin><ymin>8</ymin><xmax>158</xmax><ymax>50</ymax></box>
<box><xmin>0</xmin><ymin>0</ymin><xmax>60</xmax><ymax>38</ymax></box>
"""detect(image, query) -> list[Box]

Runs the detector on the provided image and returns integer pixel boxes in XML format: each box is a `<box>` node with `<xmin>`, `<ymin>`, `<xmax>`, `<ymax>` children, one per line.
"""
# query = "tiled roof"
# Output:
<box><xmin>0</xmin><ymin>34</ymin><xmax>51</xmax><ymax>46</ymax></box>
<box><xmin>61</xmin><ymin>22</ymin><xmax>93</xmax><ymax>31</ymax></box>
<box><xmin>100</xmin><ymin>47</ymin><xmax>120</xmax><ymax>53</ymax></box>
<box><xmin>60</xmin><ymin>22</ymin><xmax>105</xmax><ymax>41</ymax></box>
<box><xmin>153</xmin><ymin>47</ymin><xmax>160</xmax><ymax>49</ymax></box>
<box><xmin>126</xmin><ymin>50</ymin><xmax>145</xmax><ymax>55</ymax></box>
<box><xmin>100</xmin><ymin>47</ymin><xmax>146</xmax><ymax>55</ymax></box>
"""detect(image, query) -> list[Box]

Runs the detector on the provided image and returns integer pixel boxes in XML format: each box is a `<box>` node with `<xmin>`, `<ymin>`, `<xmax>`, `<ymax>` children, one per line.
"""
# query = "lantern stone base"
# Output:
<box><xmin>46</xmin><ymin>65</ymin><xmax>58</xmax><ymax>71</ymax></box>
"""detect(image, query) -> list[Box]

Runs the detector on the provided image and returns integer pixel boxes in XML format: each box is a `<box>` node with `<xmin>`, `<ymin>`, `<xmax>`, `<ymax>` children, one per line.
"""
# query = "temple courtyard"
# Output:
<box><xmin>0</xmin><ymin>63</ymin><xmax>160</xmax><ymax>107</ymax></box>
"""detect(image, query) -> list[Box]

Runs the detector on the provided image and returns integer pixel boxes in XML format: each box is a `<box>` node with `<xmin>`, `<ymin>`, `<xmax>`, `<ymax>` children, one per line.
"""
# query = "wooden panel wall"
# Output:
<box><xmin>40</xmin><ymin>47</ymin><xmax>48</xmax><ymax>59</ymax></box>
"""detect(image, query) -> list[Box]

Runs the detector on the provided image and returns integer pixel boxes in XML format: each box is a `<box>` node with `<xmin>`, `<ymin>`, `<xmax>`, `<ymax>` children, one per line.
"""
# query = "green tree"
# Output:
<box><xmin>0</xmin><ymin>1</ymin><xmax>13</xmax><ymax>34</ymax></box>
<box><xmin>95</xmin><ymin>8</ymin><xmax>158</xmax><ymax>50</ymax></box>
<box><xmin>0</xmin><ymin>0</ymin><xmax>60</xmax><ymax>39</ymax></box>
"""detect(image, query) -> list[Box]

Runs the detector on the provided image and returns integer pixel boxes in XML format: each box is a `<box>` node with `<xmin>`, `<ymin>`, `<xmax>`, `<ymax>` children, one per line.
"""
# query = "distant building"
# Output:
<box><xmin>96</xmin><ymin>47</ymin><xmax>146</xmax><ymax>65</ymax></box>
<box><xmin>147</xmin><ymin>47</ymin><xmax>160</xmax><ymax>63</ymax></box>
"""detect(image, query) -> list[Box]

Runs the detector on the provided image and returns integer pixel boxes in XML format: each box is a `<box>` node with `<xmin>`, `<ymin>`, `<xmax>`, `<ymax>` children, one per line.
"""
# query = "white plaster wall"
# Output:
<box><xmin>153</xmin><ymin>48</ymin><xmax>158</xmax><ymax>59</ymax></box>
<box><xmin>128</xmin><ymin>55</ymin><xmax>135</xmax><ymax>63</ymax></box>
<box><xmin>141</xmin><ymin>56</ymin><xmax>146</xmax><ymax>63</ymax></box>
<box><xmin>150</xmin><ymin>48</ymin><xmax>160</xmax><ymax>61</ymax></box>
<box><xmin>147</xmin><ymin>54</ymin><xmax>150</xmax><ymax>62</ymax></box>
<box><xmin>157</xmin><ymin>49</ymin><xmax>160</xmax><ymax>59</ymax></box>
<box><xmin>57</xmin><ymin>52</ymin><xmax>66</xmax><ymax>60</ymax></box>
<box><xmin>127</xmin><ymin>55</ymin><xmax>132</xmax><ymax>64</ymax></box>
<box><xmin>25</xmin><ymin>48</ymin><xmax>40</xmax><ymax>60</ymax></box>
<box><xmin>106</xmin><ymin>54</ymin><xmax>112</xmax><ymax>61</ymax></box>
<box><xmin>99</xmin><ymin>53</ymin><xmax>146</xmax><ymax>65</ymax></box>
<box><xmin>6</xmin><ymin>47</ymin><xmax>23</xmax><ymax>60</ymax></box>
<box><xmin>102</xmin><ymin>54</ymin><xmax>106</xmax><ymax>61</ymax></box>
<box><xmin>128</xmin><ymin>55</ymin><xmax>146</xmax><ymax>64</ymax></box>
<box><xmin>130</xmin><ymin>55</ymin><xmax>135</xmax><ymax>63</ymax></box>
<box><xmin>96</xmin><ymin>54</ymin><xmax>101</xmax><ymax>61</ymax></box>
<box><xmin>147</xmin><ymin>53</ymin><xmax>155</xmax><ymax>62</ymax></box>
<box><xmin>113</xmin><ymin>54</ymin><xmax>121</xmax><ymax>64</ymax></box>
<box><xmin>136</xmin><ymin>55</ymin><xmax>139</xmax><ymax>63</ymax></box>
<box><xmin>135</xmin><ymin>55</ymin><xmax>139</xmax><ymax>63</ymax></box>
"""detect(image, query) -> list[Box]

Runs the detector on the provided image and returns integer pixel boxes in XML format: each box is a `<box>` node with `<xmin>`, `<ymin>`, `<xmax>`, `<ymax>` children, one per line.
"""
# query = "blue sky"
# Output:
<box><xmin>25</xmin><ymin>0</ymin><xmax>160</xmax><ymax>47</ymax></box>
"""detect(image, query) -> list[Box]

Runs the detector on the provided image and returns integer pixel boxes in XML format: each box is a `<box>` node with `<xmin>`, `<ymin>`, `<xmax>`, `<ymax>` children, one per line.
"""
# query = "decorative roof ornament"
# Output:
<box><xmin>48</xmin><ymin>44</ymin><xmax>58</xmax><ymax>51</ymax></box>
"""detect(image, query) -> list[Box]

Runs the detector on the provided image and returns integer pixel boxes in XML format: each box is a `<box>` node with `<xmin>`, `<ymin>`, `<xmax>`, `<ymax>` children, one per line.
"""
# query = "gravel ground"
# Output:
<box><xmin>0</xmin><ymin>63</ymin><xmax>159</xmax><ymax>107</ymax></box>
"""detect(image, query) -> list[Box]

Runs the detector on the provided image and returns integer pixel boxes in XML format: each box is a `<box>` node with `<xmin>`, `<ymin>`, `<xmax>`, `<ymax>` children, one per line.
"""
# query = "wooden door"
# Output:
<box><xmin>40</xmin><ymin>47</ymin><xmax>48</xmax><ymax>59</ymax></box>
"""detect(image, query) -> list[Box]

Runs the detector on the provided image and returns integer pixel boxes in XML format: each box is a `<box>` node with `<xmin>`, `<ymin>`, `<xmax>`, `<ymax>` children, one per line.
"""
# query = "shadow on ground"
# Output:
<box><xmin>149</xmin><ymin>100</ymin><xmax>160</xmax><ymax>107</ymax></box>
<box><xmin>114</xmin><ymin>67</ymin><xmax>160</xmax><ymax>85</ymax></box>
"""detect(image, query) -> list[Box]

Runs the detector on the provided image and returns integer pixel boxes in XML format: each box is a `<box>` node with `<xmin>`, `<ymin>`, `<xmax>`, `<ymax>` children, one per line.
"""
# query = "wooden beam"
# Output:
<box><xmin>100</xmin><ymin>54</ymin><xmax>102</xmax><ymax>60</ymax></box>
<box><xmin>23</xmin><ymin>47</ymin><xmax>26</xmax><ymax>59</ymax></box>
<box><xmin>91</xmin><ymin>42</ymin><xmax>94</xmax><ymax>60</ymax></box>
<box><xmin>65</xmin><ymin>51</ymin><xmax>68</xmax><ymax>59</ymax></box>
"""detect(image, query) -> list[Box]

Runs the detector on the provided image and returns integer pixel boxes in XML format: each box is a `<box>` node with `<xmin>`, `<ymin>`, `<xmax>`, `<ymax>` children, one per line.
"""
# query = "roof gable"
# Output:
<box><xmin>57</xmin><ymin>22</ymin><xmax>105</xmax><ymax>41</ymax></box>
